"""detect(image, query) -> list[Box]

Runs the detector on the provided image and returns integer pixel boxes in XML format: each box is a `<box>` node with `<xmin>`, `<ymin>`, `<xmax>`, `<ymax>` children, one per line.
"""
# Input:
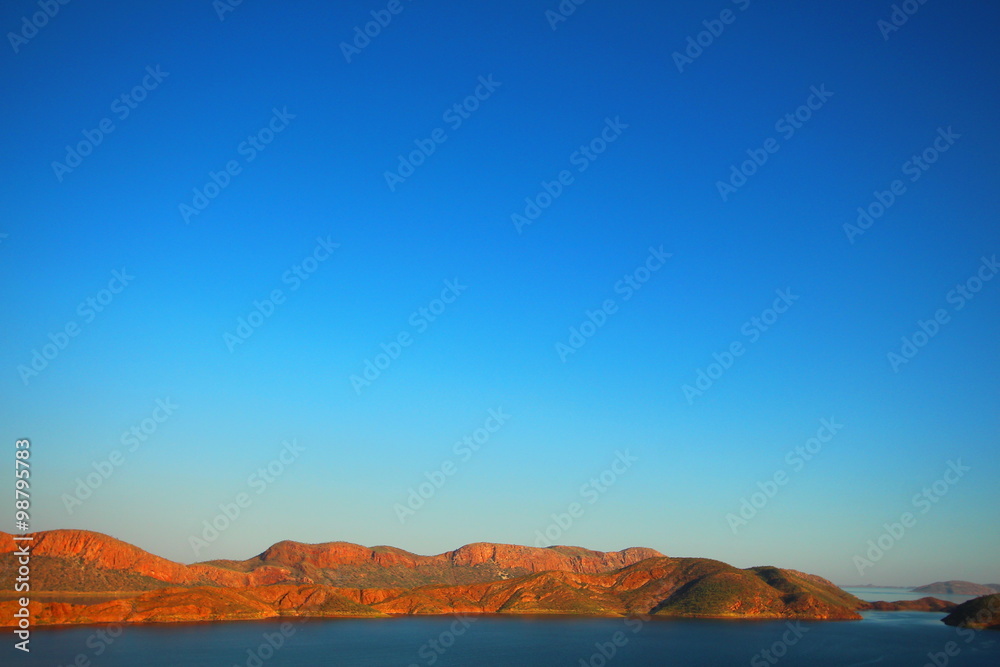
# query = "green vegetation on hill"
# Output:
<box><xmin>752</xmin><ymin>567</ymin><xmax>865</xmax><ymax>609</ymax></box>
<box><xmin>622</xmin><ymin>559</ymin><xmax>861</xmax><ymax>620</ymax></box>
<box><xmin>0</xmin><ymin>554</ymin><xmax>176</xmax><ymax>592</ymax></box>
<box><xmin>942</xmin><ymin>594</ymin><xmax>1000</xmax><ymax>630</ymax></box>
<box><xmin>219</xmin><ymin>557</ymin><xmax>535</xmax><ymax>588</ymax></box>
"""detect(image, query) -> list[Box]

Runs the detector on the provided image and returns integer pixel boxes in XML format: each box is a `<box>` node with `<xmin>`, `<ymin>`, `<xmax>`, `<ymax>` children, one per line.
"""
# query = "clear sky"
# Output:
<box><xmin>1</xmin><ymin>0</ymin><xmax>997</xmax><ymax>586</ymax></box>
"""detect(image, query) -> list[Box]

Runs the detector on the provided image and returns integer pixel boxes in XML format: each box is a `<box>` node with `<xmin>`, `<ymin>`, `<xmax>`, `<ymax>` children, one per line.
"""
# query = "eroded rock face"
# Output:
<box><xmin>188</xmin><ymin>564</ymin><xmax>298</xmax><ymax>587</ymax></box>
<box><xmin>251</xmin><ymin>540</ymin><xmax>663</xmax><ymax>574</ymax></box>
<box><xmin>441</xmin><ymin>543</ymin><xmax>663</xmax><ymax>573</ymax></box>
<box><xmin>257</xmin><ymin>541</ymin><xmax>420</xmax><ymax>569</ymax></box>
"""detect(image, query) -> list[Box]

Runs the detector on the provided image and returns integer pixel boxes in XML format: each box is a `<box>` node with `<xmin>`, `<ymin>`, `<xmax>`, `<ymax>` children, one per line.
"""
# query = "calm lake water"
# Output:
<box><xmin>9</xmin><ymin>609</ymin><xmax>1000</xmax><ymax>667</ymax></box>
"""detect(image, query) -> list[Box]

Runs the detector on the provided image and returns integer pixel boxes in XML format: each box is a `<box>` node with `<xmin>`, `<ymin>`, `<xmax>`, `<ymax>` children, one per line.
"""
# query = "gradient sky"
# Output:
<box><xmin>1</xmin><ymin>0</ymin><xmax>998</xmax><ymax>586</ymax></box>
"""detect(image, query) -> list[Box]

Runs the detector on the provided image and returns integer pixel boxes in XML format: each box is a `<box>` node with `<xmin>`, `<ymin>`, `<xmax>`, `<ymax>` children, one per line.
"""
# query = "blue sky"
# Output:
<box><xmin>1</xmin><ymin>0</ymin><xmax>998</xmax><ymax>586</ymax></box>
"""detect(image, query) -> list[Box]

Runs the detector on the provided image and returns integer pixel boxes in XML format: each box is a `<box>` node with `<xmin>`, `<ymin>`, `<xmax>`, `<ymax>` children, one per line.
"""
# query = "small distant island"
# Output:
<box><xmin>0</xmin><ymin>530</ymin><xmax>976</xmax><ymax>627</ymax></box>
<box><xmin>913</xmin><ymin>581</ymin><xmax>1000</xmax><ymax>596</ymax></box>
